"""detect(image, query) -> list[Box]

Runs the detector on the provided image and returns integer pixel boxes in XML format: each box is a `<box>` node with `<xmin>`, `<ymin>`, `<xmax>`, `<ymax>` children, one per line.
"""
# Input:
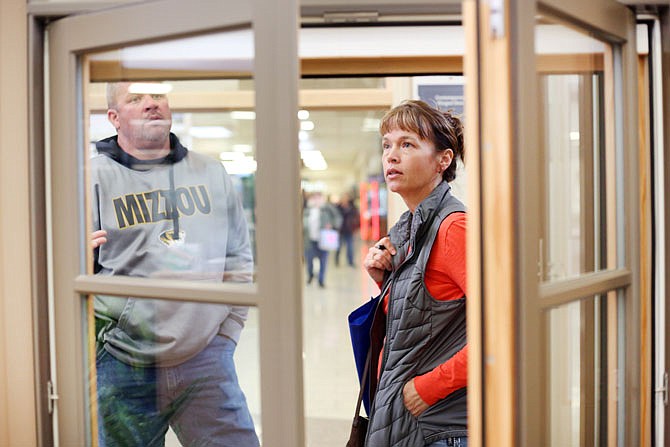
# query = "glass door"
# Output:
<box><xmin>465</xmin><ymin>0</ymin><xmax>640</xmax><ymax>446</ymax></box>
<box><xmin>47</xmin><ymin>0</ymin><xmax>301</xmax><ymax>445</ymax></box>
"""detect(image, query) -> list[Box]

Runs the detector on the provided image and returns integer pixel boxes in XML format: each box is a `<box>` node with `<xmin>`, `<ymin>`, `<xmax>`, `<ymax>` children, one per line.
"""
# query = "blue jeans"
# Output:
<box><xmin>96</xmin><ymin>334</ymin><xmax>259</xmax><ymax>447</ymax></box>
<box><xmin>335</xmin><ymin>232</ymin><xmax>355</xmax><ymax>266</ymax></box>
<box><xmin>426</xmin><ymin>437</ymin><xmax>468</xmax><ymax>447</ymax></box>
<box><xmin>306</xmin><ymin>239</ymin><xmax>329</xmax><ymax>285</ymax></box>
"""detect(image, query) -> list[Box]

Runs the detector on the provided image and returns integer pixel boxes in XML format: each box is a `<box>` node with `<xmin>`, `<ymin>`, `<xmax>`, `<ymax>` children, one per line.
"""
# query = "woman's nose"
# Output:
<box><xmin>385</xmin><ymin>144</ymin><xmax>400</xmax><ymax>163</ymax></box>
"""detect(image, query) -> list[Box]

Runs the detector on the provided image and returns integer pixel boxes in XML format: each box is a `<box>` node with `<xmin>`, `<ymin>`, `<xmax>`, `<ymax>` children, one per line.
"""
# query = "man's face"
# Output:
<box><xmin>108</xmin><ymin>83</ymin><xmax>172</xmax><ymax>150</ymax></box>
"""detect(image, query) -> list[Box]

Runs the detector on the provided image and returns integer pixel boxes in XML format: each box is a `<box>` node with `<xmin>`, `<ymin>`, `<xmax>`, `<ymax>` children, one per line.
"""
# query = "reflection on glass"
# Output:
<box><xmin>85</xmin><ymin>29</ymin><xmax>259</xmax><ymax>447</ymax></box>
<box><xmin>89</xmin><ymin>294</ymin><xmax>261</xmax><ymax>446</ymax></box>
<box><xmin>547</xmin><ymin>296</ymin><xmax>608</xmax><ymax>447</ymax></box>
<box><xmin>536</xmin><ymin>17</ymin><xmax>613</xmax><ymax>282</ymax></box>
<box><xmin>88</xmin><ymin>79</ymin><xmax>258</xmax><ymax>269</ymax></box>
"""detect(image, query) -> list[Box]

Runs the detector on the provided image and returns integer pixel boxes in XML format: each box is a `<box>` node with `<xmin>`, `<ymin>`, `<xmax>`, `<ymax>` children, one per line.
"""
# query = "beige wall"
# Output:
<box><xmin>0</xmin><ymin>0</ymin><xmax>37</xmax><ymax>445</ymax></box>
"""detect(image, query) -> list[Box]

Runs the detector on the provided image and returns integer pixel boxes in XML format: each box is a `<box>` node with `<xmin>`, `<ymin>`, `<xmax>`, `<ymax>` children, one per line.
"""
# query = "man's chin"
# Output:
<box><xmin>140</xmin><ymin>127</ymin><xmax>171</xmax><ymax>142</ymax></box>
<box><xmin>145</xmin><ymin>119</ymin><xmax>171</xmax><ymax>127</ymax></box>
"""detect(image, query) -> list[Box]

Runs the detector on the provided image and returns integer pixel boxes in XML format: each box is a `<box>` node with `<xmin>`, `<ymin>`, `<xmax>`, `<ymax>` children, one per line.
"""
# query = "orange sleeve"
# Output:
<box><xmin>415</xmin><ymin>212</ymin><xmax>468</xmax><ymax>404</ymax></box>
<box><xmin>424</xmin><ymin>212</ymin><xmax>467</xmax><ymax>300</ymax></box>
<box><xmin>414</xmin><ymin>344</ymin><xmax>468</xmax><ymax>406</ymax></box>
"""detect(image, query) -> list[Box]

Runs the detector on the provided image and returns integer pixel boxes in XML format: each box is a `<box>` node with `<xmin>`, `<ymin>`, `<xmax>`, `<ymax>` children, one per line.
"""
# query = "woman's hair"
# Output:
<box><xmin>379</xmin><ymin>99</ymin><xmax>464</xmax><ymax>183</ymax></box>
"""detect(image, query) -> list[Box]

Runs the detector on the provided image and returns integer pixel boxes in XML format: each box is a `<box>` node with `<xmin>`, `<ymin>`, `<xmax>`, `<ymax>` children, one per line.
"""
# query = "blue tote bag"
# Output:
<box><xmin>348</xmin><ymin>294</ymin><xmax>381</xmax><ymax>415</ymax></box>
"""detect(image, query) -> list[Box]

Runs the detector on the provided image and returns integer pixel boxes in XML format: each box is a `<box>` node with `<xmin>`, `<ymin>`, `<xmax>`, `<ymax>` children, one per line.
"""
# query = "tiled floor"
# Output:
<box><xmin>166</xmin><ymin>237</ymin><xmax>378</xmax><ymax>446</ymax></box>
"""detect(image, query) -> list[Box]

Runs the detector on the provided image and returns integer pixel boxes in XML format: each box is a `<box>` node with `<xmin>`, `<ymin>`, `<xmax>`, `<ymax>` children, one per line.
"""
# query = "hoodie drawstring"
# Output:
<box><xmin>169</xmin><ymin>165</ymin><xmax>180</xmax><ymax>240</ymax></box>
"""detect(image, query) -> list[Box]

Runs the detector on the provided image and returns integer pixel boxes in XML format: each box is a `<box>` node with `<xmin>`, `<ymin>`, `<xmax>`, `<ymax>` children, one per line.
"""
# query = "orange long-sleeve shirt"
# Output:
<box><xmin>380</xmin><ymin>211</ymin><xmax>467</xmax><ymax>406</ymax></box>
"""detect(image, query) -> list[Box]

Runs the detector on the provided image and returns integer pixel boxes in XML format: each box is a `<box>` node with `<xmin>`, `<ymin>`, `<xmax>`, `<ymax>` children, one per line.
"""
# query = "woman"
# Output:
<box><xmin>362</xmin><ymin>100</ymin><xmax>467</xmax><ymax>447</ymax></box>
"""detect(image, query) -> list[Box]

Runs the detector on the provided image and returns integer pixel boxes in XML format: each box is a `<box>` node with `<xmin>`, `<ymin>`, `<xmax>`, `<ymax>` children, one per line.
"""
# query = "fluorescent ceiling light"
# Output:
<box><xmin>300</xmin><ymin>150</ymin><xmax>327</xmax><ymax>171</ymax></box>
<box><xmin>362</xmin><ymin>118</ymin><xmax>381</xmax><ymax>132</ymax></box>
<box><xmin>189</xmin><ymin>126</ymin><xmax>232</xmax><ymax>139</ymax></box>
<box><xmin>231</xmin><ymin>111</ymin><xmax>256</xmax><ymax>120</ymax></box>
<box><xmin>298</xmin><ymin>110</ymin><xmax>310</xmax><ymax>120</ymax></box>
<box><xmin>128</xmin><ymin>82</ymin><xmax>173</xmax><ymax>95</ymax></box>
<box><xmin>299</xmin><ymin>141</ymin><xmax>314</xmax><ymax>151</ymax></box>
<box><xmin>299</xmin><ymin>131</ymin><xmax>309</xmax><ymax>141</ymax></box>
<box><xmin>300</xmin><ymin>120</ymin><xmax>315</xmax><ymax>131</ymax></box>
<box><xmin>222</xmin><ymin>156</ymin><xmax>257</xmax><ymax>175</ymax></box>
<box><xmin>219</xmin><ymin>151</ymin><xmax>244</xmax><ymax>161</ymax></box>
<box><xmin>232</xmin><ymin>144</ymin><xmax>253</xmax><ymax>153</ymax></box>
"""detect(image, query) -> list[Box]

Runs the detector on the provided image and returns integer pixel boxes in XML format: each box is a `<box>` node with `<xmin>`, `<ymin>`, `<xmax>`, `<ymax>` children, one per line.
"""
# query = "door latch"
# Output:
<box><xmin>47</xmin><ymin>380</ymin><xmax>59</xmax><ymax>414</ymax></box>
<box><xmin>655</xmin><ymin>371</ymin><xmax>668</xmax><ymax>406</ymax></box>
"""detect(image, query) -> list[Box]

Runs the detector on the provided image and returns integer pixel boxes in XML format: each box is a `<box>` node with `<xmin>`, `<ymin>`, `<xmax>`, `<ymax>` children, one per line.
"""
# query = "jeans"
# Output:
<box><xmin>96</xmin><ymin>334</ymin><xmax>259</xmax><ymax>447</ymax></box>
<box><xmin>306</xmin><ymin>239</ymin><xmax>329</xmax><ymax>286</ymax></box>
<box><xmin>426</xmin><ymin>437</ymin><xmax>468</xmax><ymax>447</ymax></box>
<box><xmin>335</xmin><ymin>232</ymin><xmax>355</xmax><ymax>266</ymax></box>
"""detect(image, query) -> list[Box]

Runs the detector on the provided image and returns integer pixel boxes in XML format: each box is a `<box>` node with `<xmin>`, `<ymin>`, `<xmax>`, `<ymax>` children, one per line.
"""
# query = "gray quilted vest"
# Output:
<box><xmin>366</xmin><ymin>181</ymin><xmax>467</xmax><ymax>447</ymax></box>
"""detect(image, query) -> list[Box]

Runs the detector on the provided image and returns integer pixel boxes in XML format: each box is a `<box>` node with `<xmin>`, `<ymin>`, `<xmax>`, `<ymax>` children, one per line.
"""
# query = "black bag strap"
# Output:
<box><xmin>352</xmin><ymin>346</ymin><xmax>371</xmax><ymax>424</ymax></box>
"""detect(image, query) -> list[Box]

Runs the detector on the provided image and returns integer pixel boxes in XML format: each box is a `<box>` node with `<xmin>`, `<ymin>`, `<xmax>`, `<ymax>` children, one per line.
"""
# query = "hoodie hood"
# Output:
<box><xmin>95</xmin><ymin>133</ymin><xmax>188</xmax><ymax>170</ymax></box>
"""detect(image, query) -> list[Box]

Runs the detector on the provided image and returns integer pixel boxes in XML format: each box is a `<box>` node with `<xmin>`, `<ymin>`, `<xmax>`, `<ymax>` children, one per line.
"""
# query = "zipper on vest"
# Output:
<box><xmin>379</xmin><ymin>245</ymin><xmax>418</xmax><ymax>373</ymax></box>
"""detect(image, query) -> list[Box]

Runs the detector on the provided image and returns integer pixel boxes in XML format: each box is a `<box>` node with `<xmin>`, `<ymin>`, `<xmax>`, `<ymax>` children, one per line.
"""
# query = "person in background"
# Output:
<box><xmin>335</xmin><ymin>193</ymin><xmax>360</xmax><ymax>267</ymax></box>
<box><xmin>362</xmin><ymin>100</ymin><xmax>467</xmax><ymax>446</ymax></box>
<box><xmin>303</xmin><ymin>191</ymin><xmax>342</xmax><ymax>288</ymax></box>
<box><xmin>90</xmin><ymin>82</ymin><xmax>259</xmax><ymax>446</ymax></box>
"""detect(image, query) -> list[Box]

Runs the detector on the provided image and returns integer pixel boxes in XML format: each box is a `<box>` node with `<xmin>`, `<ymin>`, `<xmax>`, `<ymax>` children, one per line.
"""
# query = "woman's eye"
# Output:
<box><xmin>401</xmin><ymin>142</ymin><xmax>412</xmax><ymax>149</ymax></box>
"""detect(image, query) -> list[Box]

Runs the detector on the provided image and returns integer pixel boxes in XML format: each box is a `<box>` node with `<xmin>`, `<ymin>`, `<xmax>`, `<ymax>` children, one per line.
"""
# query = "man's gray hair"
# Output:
<box><xmin>106</xmin><ymin>82</ymin><xmax>124</xmax><ymax>109</ymax></box>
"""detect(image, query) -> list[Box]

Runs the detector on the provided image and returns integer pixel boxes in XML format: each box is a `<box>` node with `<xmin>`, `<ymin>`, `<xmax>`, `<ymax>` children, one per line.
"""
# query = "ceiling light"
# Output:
<box><xmin>232</xmin><ymin>144</ymin><xmax>253</xmax><ymax>153</ymax></box>
<box><xmin>299</xmin><ymin>131</ymin><xmax>309</xmax><ymax>141</ymax></box>
<box><xmin>299</xmin><ymin>141</ymin><xmax>314</xmax><ymax>151</ymax></box>
<box><xmin>222</xmin><ymin>156</ymin><xmax>257</xmax><ymax>175</ymax></box>
<box><xmin>300</xmin><ymin>120</ymin><xmax>315</xmax><ymax>131</ymax></box>
<box><xmin>298</xmin><ymin>109</ymin><xmax>310</xmax><ymax>120</ymax></box>
<box><xmin>300</xmin><ymin>150</ymin><xmax>327</xmax><ymax>171</ymax></box>
<box><xmin>189</xmin><ymin>126</ymin><xmax>232</xmax><ymax>139</ymax></box>
<box><xmin>361</xmin><ymin>118</ymin><xmax>381</xmax><ymax>132</ymax></box>
<box><xmin>128</xmin><ymin>82</ymin><xmax>173</xmax><ymax>95</ymax></box>
<box><xmin>219</xmin><ymin>151</ymin><xmax>244</xmax><ymax>161</ymax></box>
<box><xmin>230</xmin><ymin>111</ymin><xmax>256</xmax><ymax>120</ymax></box>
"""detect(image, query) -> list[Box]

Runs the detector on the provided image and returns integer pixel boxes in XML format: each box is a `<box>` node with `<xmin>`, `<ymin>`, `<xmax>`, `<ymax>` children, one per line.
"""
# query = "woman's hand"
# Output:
<box><xmin>91</xmin><ymin>229</ymin><xmax>108</xmax><ymax>249</ymax></box>
<box><xmin>403</xmin><ymin>378</ymin><xmax>430</xmax><ymax>417</ymax></box>
<box><xmin>363</xmin><ymin>237</ymin><xmax>396</xmax><ymax>284</ymax></box>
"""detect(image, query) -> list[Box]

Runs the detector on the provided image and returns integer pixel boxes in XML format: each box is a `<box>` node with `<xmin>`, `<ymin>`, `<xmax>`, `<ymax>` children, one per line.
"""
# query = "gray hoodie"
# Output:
<box><xmin>92</xmin><ymin>134</ymin><xmax>253</xmax><ymax>367</ymax></box>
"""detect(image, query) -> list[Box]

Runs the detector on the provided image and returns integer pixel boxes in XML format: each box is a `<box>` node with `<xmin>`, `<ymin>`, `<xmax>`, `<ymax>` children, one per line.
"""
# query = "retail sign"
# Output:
<box><xmin>414</xmin><ymin>76</ymin><xmax>465</xmax><ymax>120</ymax></box>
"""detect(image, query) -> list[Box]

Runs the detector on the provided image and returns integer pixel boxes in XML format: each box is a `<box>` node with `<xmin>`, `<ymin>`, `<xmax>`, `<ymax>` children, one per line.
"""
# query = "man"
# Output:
<box><xmin>91</xmin><ymin>82</ymin><xmax>259</xmax><ymax>446</ymax></box>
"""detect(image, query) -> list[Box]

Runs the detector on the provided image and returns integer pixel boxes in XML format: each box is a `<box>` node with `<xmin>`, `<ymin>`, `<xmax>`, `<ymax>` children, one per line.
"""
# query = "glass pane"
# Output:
<box><xmin>85</xmin><ymin>31</ymin><xmax>257</xmax><ymax>284</ymax></box>
<box><xmin>87</xmin><ymin>294</ymin><xmax>261</xmax><ymax>446</ymax></box>
<box><xmin>536</xmin><ymin>17</ymin><xmax>616</xmax><ymax>282</ymax></box>
<box><xmin>299</xmin><ymin>75</ymin><xmax>467</xmax><ymax>447</ymax></box>
<box><xmin>82</xmin><ymin>29</ymin><xmax>260</xmax><ymax>446</ymax></box>
<box><xmin>547</xmin><ymin>295</ymin><xmax>609</xmax><ymax>447</ymax></box>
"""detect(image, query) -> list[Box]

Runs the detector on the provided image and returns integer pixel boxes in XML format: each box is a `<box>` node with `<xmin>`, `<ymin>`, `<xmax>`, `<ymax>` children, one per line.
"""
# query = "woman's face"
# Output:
<box><xmin>381</xmin><ymin>127</ymin><xmax>452</xmax><ymax>211</ymax></box>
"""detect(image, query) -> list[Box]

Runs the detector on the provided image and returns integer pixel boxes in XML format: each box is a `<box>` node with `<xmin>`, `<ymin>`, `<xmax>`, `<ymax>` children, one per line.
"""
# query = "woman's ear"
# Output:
<box><xmin>439</xmin><ymin>148</ymin><xmax>454</xmax><ymax>172</ymax></box>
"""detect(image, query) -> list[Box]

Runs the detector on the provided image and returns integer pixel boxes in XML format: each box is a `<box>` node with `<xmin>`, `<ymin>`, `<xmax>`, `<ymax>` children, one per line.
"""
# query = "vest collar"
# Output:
<box><xmin>388</xmin><ymin>181</ymin><xmax>452</xmax><ymax>264</ymax></box>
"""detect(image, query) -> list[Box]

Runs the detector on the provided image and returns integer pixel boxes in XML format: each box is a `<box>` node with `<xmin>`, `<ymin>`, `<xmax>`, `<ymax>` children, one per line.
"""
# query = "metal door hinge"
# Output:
<box><xmin>47</xmin><ymin>380</ymin><xmax>59</xmax><ymax>414</ymax></box>
<box><xmin>655</xmin><ymin>371</ymin><xmax>668</xmax><ymax>406</ymax></box>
